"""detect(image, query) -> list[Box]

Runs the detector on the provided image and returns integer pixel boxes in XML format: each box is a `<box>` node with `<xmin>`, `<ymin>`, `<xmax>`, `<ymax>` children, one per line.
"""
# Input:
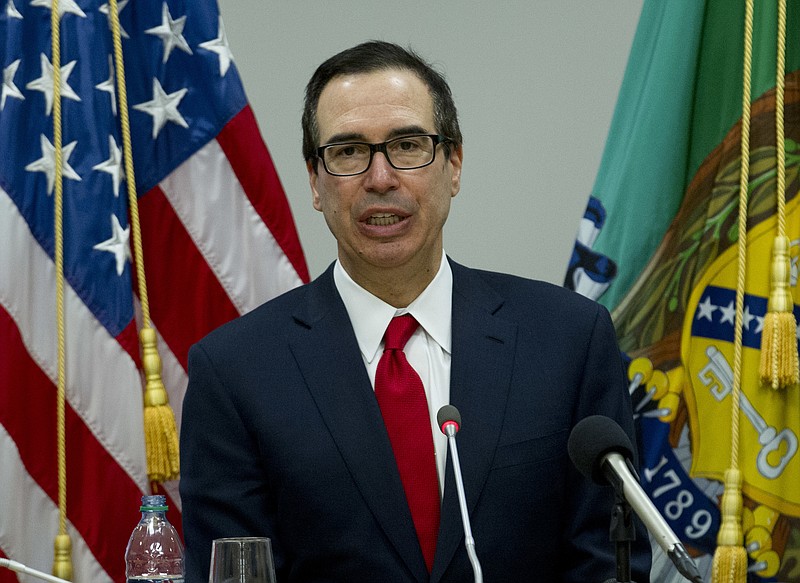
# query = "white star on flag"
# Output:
<box><xmin>5</xmin><ymin>0</ymin><xmax>22</xmax><ymax>19</ymax></box>
<box><xmin>24</xmin><ymin>135</ymin><xmax>82</xmax><ymax>195</ymax></box>
<box><xmin>1</xmin><ymin>59</ymin><xmax>24</xmax><ymax>110</ymax></box>
<box><xmin>742</xmin><ymin>305</ymin><xmax>755</xmax><ymax>330</ymax></box>
<box><xmin>29</xmin><ymin>0</ymin><xmax>86</xmax><ymax>19</ymax></box>
<box><xmin>92</xmin><ymin>135</ymin><xmax>125</xmax><ymax>197</ymax></box>
<box><xmin>696</xmin><ymin>295</ymin><xmax>717</xmax><ymax>321</ymax></box>
<box><xmin>753</xmin><ymin>314</ymin><xmax>765</xmax><ymax>335</ymax></box>
<box><xmin>199</xmin><ymin>16</ymin><xmax>234</xmax><ymax>77</ymax></box>
<box><xmin>25</xmin><ymin>53</ymin><xmax>82</xmax><ymax>116</ymax></box>
<box><xmin>146</xmin><ymin>2</ymin><xmax>193</xmax><ymax>64</ymax></box>
<box><xmin>719</xmin><ymin>300</ymin><xmax>736</xmax><ymax>325</ymax></box>
<box><xmin>95</xmin><ymin>56</ymin><xmax>118</xmax><ymax>116</ymax></box>
<box><xmin>93</xmin><ymin>214</ymin><xmax>131</xmax><ymax>276</ymax></box>
<box><xmin>99</xmin><ymin>0</ymin><xmax>130</xmax><ymax>39</ymax></box>
<box><xmin>133</xmin><ymin>77</ymin><xmax>188</xmax><ymax>139</ymax></box>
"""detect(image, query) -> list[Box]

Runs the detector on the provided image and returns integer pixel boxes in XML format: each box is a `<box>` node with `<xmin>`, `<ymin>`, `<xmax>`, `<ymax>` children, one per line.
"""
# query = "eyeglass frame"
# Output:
<box><xmin>315</xmin><ymin>134</ymin><xmax>453</xmax><ymax>177</ymax></box>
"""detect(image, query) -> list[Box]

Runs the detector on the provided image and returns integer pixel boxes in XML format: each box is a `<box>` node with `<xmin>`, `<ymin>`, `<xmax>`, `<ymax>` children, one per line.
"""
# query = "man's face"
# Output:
<box><xmin>308</xmin><ymin>69</ymin><xmax>462</xmax><ymax>286</ymax></box>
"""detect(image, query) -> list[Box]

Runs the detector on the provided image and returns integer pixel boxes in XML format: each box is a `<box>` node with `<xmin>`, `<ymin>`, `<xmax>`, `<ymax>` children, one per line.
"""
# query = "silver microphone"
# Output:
<box><xmin>437</xmin><ymin>405</ymin><xmax>483</xmax><ymax>583</ymax></box>
<box><xmin>568</xmin><ymin>415</ymin><xmax>704</xmax><ymax>583</ymax></box>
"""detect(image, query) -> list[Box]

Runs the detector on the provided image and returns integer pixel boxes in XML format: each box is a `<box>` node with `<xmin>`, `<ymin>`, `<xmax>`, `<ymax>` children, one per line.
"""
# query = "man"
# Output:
<box><xmin>180</xmin><ymin>40</ymin><xmax>651</xmax><ymax>582</ymax></box>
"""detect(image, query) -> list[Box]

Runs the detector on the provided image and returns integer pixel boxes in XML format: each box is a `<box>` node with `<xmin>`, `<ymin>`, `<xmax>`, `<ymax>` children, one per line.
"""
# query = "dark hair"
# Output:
<box><xmin>302</xmin><ymin>40</ymin><xmax>463</xmax><ymax>165</ymax></box>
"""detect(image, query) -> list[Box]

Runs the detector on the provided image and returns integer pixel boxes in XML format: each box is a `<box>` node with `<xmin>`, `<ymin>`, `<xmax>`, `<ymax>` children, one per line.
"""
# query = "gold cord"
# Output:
<box><xmin>50</xmin><ymin>0</ymin><xmax>73</xmax><ymax>579</ymax></box>
<box><xmin>108</xmin><ymin>0</ymin><xmax>180</xmax><ymax>484</ymax></box>
<box><xmin>711</xmin><ymin>1</ymin><xmax>752</xmax><ymax>581</ymax></box>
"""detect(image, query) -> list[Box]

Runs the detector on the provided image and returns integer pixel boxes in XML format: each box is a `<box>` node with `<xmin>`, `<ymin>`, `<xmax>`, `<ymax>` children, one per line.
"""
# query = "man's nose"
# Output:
<box><xmin>362</xmin><ymin>151</ymin><xmax>400</xmax><ymax>192</ymax></box>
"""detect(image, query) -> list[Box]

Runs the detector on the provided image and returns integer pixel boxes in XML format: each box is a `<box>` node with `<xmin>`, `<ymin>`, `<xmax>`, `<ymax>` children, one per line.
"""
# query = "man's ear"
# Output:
<box><xmin>449</xmin><ymin>144</ymin><xmax>463</xmax><ymax>198</ymax></box>
<box><xmin>308</xmin><ymin>160</ymin><xmax>322</xmax><ymax>211</ymax></box>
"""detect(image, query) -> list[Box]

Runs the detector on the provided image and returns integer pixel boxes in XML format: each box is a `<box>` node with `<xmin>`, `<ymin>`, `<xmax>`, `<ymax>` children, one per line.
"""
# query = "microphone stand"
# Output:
<box><xmin>602</xmin><ymin>489</ymin><xmax>638</xmax><ymax>583</ymax></box>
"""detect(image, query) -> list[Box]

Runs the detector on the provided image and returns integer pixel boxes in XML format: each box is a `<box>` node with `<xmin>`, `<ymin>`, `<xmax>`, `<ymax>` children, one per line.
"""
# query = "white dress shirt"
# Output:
<box><xmin>333</xmin><ymin>254</ymin><xmax>452</xmax><ymax>496</ymax></box>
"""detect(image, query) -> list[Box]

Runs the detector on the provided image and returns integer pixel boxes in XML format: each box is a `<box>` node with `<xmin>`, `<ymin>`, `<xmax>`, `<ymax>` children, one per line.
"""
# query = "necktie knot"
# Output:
<box><xmin>383</xmin><ymin>314</ymin><xmax>419</xmax><ymax>351</ymax></box>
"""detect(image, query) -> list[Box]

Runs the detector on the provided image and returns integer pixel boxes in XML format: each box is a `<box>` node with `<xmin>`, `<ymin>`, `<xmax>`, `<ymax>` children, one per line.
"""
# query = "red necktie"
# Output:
<box><xmin>375</xmin><ymin>315</ymin><xmax>440</xmax><ymax>572</ymax></box>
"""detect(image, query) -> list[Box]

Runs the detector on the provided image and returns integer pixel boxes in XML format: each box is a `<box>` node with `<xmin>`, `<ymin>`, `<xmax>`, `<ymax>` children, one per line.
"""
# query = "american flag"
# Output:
<box><xmin>0</xmin><ymin>1</ymin><xmax>308</xmax><ymax>581</ymax></box>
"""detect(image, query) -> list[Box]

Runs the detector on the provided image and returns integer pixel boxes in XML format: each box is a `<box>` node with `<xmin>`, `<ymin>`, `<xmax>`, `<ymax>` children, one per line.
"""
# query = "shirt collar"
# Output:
<box><xmin>333</xmin><ymin>254</ymin><xmax>453</xmax><ymax>364</ymax></box>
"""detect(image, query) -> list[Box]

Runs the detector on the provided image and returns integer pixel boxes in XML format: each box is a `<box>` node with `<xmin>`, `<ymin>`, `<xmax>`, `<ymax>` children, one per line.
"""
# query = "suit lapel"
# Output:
<box><xmin>431</xmin><ymin>261</ymin><xmax>518</xmax><ymax>581</ymax></box>
<box><xmin>287</xmin><ymin>267</ymin><xmax>430</xmax><ymax>582</ymax></box>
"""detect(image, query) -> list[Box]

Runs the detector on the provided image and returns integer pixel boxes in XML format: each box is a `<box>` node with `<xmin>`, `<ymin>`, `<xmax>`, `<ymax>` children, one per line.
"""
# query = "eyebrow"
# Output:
<box><xmin>322</xmin><ymin>125</ymin><xmax>431</xmax><ymax>146</ymax></box>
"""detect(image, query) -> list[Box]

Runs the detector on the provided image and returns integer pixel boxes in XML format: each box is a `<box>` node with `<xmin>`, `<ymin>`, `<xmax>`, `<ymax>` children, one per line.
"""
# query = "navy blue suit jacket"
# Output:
<box><xmin>180</xmin><ymin>259</ymin><xmax>651</xmax><ymax>582</ymax></box>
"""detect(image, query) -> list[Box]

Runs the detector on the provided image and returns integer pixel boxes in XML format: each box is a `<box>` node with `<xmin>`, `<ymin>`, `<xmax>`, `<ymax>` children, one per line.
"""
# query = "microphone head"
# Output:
<box><xmin>437</xmin><ymin>404</ymin><xmax>462</xmax><ymax>434</ymax></box>
<box><xmin>567</xmin><ymin>415</ymin><xmax>634</xmax><ymax>484</ymax></box>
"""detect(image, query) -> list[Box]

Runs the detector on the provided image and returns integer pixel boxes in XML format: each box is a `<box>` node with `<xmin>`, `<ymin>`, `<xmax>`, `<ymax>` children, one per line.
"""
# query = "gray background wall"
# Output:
<box><xmin>219</xmin><ymin>1</ymin><xmax>644</xmax><ymax>284</ymax></box>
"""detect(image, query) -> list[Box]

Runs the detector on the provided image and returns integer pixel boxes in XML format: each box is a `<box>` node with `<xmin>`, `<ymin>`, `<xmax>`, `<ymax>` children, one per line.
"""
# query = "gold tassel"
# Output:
<box><xmin>141</xmin><ymin>326</ymin><xmax>180</xmax><ymax>483</ymax></box>
<box><xmin>711</xmin><ymin>469</ymin><xmax>748</xmax><ymax>583</ymax></box>
<box><xmin>759</xmin><ymin>236</ymin><xmax>799</xmax><ymax>389</ymax></box>
<box><xmin>52</xmin><ymin>533</ymin><xmax>73</xmax><ymax>581</ymax></box>
<box><xmin>760</xmin><ymin>0</ymin><xmax>799</xmax><ymax>390</ymax></box>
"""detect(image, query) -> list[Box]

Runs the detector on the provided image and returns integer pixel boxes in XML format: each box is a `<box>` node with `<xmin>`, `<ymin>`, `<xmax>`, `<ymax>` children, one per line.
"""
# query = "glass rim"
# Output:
<box><xmin>212</xmin><ymin>536</ymin><xmax>271</xmax><ymax>543</ymax></box>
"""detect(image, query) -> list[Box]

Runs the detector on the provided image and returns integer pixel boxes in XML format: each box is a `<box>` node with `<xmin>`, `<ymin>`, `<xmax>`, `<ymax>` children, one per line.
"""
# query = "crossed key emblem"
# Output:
<box><xmin>698</xmin><ymin>345</ymin><xmax>798</xmax><ymax>479</ymax></box>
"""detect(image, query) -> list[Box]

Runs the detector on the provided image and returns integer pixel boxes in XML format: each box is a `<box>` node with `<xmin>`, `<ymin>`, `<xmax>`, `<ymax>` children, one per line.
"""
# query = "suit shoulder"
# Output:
<box><xmin>194</xmin><ymin>282</ymin><xmax>308</xmax><ymax>354</ymax></box>
<box><xmin>465</xmin><ymin>266</ymin><xmax>605</xmax><ymax>317</ymax></box>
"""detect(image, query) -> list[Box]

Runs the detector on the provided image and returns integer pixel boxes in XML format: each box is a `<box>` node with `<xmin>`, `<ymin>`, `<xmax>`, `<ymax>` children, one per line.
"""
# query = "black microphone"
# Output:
<box><xmin>437</xmin><ymin>405</ymin><xmax>483</xmax><ymax>583</ymax></box>
<box><xmin>567</xmin><ymin>415</ymin><xmax>704</xmax><ymax>583</ymax></box>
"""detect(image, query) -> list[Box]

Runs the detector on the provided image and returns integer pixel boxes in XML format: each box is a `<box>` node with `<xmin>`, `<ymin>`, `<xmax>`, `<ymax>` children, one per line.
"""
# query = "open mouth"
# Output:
<box><xmin>366</xmin><ymin>213</ymin><xmax>404</xmax><ymax>226</ymax></box>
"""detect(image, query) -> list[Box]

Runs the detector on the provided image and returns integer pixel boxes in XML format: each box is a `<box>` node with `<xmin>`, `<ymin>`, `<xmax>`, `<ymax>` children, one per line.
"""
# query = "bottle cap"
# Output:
<box><xmin>140</xmin><ymin>494</ymin><xmax>168</xmax><ymax>511</ymax></box>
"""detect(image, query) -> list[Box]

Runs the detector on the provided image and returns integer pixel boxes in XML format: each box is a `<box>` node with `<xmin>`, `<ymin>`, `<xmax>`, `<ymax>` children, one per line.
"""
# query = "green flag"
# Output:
<box><xmin>566</xmin><ymin>1</ymin><xmax>800</xmax><ymax>581</ymax></box>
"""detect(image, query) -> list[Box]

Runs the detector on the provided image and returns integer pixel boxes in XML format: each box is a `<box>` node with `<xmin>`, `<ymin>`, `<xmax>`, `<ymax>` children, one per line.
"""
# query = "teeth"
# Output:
<box><xmin>367</xmin><ymin>213</ymin><xmax>402</xmax><ymax>226</ymax></box>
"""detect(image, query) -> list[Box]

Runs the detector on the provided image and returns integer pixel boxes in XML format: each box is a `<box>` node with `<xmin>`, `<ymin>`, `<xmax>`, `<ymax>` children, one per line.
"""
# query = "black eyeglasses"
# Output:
<box><xmin>316</xmin><ymin>134</ymin><xmax>451</xmax><ymax>176</ymax></box>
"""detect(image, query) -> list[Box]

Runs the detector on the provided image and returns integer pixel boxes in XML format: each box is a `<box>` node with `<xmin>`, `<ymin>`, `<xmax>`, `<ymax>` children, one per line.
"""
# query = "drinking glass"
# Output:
<box><xmin>208</xmin><ymin>537</ymin><xmax>277</xmax><ymax>583</ymax></box>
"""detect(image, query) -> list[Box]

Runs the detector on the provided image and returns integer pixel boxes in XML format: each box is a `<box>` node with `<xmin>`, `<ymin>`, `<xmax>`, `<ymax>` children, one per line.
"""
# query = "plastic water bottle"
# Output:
<box><xmin>125</xmin><ymin>494</ymin><xmax>185</xmax><ymax>583</ymax></box>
